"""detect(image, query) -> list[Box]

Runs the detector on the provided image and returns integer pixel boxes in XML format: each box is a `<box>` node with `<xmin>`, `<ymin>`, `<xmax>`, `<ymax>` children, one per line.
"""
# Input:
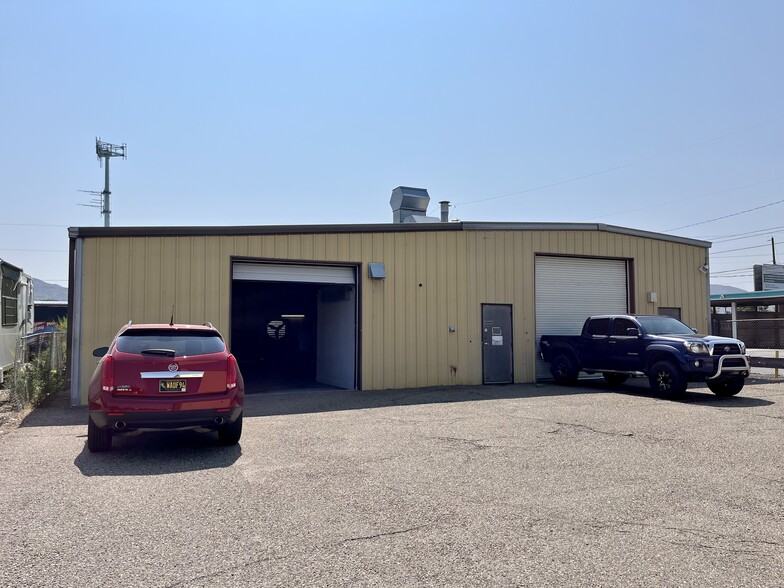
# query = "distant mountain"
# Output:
<box><xmin>710</xmin><ymin>284</ymin><xmax>747</xmax><ymax>295</ymax></box>
<box><xmin>32</xmin><ymin>278</ymin><xmax>68</xmax><ymax>301</ymax></box>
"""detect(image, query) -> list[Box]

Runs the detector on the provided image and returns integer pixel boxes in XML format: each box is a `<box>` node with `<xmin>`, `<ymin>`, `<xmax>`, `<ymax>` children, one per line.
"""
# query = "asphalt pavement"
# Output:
<box><xmin>0</xmin><ymin>378</ymin><xmax>782</xmax><ymax>587</ymax></box>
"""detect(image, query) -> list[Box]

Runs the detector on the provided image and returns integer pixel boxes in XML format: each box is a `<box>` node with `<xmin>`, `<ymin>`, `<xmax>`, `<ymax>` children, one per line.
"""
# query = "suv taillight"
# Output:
<box><xmin>227</xmin><ymin>354</ymin><xmax>238</xmax><ymax>390</ymax></box>
<box><xmin>101</xmin><ymin>356</ymin><xmax>115</xmax><ymax>392</ymax></box>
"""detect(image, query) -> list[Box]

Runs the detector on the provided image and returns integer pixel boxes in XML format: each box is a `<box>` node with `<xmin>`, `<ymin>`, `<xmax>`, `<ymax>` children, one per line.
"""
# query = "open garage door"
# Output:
<box><xmin>535</xmin><ymin>256</ymin><xmax>628</xmax><ymax>380</ymax></box>
<box><xmin>232</xmin><ymin>262</ymin><xmax>357</xmax><ymax>392</ymax></box>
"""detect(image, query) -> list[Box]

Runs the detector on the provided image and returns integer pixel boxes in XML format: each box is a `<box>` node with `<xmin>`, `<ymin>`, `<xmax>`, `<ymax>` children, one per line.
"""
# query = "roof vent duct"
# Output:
<box><xmin>390</xmin><ymin>186</ymin><xmax>440</xmax><ymax>223</ymax></box>
<box><xmin>439</xmin><ymin>200</ymin><xmax>449</xmax><ymax>223</ymax></box>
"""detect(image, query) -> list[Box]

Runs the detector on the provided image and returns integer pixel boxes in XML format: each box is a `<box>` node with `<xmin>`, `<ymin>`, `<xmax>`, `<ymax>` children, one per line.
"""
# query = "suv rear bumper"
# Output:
<box><xmin>90</xmin><ymin>406</ymin><xmax>243</xmax><ymax>432</ymax></box>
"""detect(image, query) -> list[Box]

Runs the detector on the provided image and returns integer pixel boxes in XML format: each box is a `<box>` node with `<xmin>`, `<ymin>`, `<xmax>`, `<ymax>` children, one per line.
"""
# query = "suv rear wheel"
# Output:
<box><xmin>218</xmin><ymin>413</ymin><xmax>243</xmax><ymax>445</ymax></box>
<box><xmin>87</xmin><ymin>417</ymin><xmax>112</xmax><ymax>452</ymax></box>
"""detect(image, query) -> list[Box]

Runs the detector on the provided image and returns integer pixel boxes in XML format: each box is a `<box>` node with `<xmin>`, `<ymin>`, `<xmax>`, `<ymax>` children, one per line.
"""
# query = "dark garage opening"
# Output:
<box><xmin>231</xmin><ymin>279</ymin><xmax>356</xmax><ymax>393</ymax></box>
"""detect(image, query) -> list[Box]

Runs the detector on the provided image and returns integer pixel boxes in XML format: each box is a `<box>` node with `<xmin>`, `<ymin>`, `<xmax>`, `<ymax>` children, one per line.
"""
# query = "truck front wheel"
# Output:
<box><xmin>707</xmin><ymin>376</ymin><xmax>744</xmax><ymax>397</ymax></box>
<box><xmin>551</xmin><ymin>354</ymin><xmax>579</xmax><ymax>385</ymax></box>
<box><xmin>648</xmin><ymin>361</ymin><xmax>686</xmax><ymax>398</ymax></box>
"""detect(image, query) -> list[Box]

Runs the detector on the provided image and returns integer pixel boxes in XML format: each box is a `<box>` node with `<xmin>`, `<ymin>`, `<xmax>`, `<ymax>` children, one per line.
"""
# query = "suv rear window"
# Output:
<box><xmin>116</xmin><ymin>329</ymin><xmax>226</xmax><ymax>356</ymax></box>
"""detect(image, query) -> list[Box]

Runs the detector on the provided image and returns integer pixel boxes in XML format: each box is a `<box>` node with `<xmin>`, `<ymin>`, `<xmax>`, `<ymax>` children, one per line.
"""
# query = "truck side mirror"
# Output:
<box><xmin>93</xmin><ymin>346</ymin><xmax>109</xmax><ymax>357</ymax></box>
<box><xmin>626</xmin><ymin>327</ymin><xmax>640</xmax><ymax>337</ymax></box>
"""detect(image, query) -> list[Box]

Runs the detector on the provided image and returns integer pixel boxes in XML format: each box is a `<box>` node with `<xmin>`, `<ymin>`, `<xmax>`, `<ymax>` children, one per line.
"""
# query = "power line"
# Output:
<box><xmin>712</xmin><ymin>254</ymin><xmax>777</xmax><ymax>259</ymax></box>
<box><xmin>583</xmin><ymin>176</ymin><xmax>784</xmax><ymax>222</ymax></box>
<box><xmin>709</xmin><ymin>225</ymin><xmax>784</xmax><ymax>243</ymax></box>
<box><xmin>711</xmin><ymin>273</ymin><xmax>753</xmax><ymax>277</ymax></box>
<box><xmin>453</xmin><ymin>115</ymin><xmax>784</xmax><ymax>208</ymax></box>
<box><xmin>667</xmin><ymin>198</ymin><xmax>784</xmax><ymax>231</ymax></box>
<box><xmin>0</xmin><ymin>223</ymin><xmax>68</xmax><ymax>228</ymax></box>
<box><xmin>711</xmin><ymin>243</ymin><xmax>770</xmax><ymax>255</ymax></box>
<box><xmin>0</xmin><ymin>248</ymin><xmax>68</xmax><ymax>253</ymax></box>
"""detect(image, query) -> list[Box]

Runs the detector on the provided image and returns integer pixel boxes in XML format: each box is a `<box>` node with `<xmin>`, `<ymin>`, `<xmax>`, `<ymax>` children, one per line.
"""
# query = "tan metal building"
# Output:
<box><xmin>67</xmin><ymin>208</ymin><xmax>710</xmax><ymax>406</ymax></box>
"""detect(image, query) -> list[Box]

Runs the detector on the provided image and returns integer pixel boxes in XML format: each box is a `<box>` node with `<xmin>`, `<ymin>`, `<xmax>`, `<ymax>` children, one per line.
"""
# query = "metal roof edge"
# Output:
<box><xmin>0</xmin><ymin>258</ymin><xmax>24</xmax><ymax>273</ymax></box>
<box><xmin>67</xmin><ymin>221</ymin><xmax>710</xmax><ymax>248</ymax></box>
<box><xmin>710</xmin><ymin>290</ymin><xmax>784</xmax><ymax>302</ymax></box>
<box><xmin>67</xmin><ymin>223</ymin><xmax>464</xmax><ymax>238</ymax></box>
<box><xmin>460</xmin><ymin>222</ymin><xmax>711</xmax><ymax>248</ymax></box>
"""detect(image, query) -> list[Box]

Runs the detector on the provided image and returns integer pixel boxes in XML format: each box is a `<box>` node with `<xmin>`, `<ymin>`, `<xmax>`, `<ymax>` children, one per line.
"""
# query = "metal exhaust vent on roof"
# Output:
<box><xmin>390</xmin><ymin>186</ymin><xmax>441</xmax><ymax>223</ymax></box>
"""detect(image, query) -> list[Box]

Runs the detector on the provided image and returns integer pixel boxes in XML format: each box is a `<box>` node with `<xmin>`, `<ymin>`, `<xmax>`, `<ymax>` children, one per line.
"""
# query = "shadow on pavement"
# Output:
<box><xmin>577</xmin><ymin>377</ymin><xmax>775</xmax><ymax>408</ymax></box>
<box><xmin>17</xmin><ymin>376</ymin><xmax>775</xmax><ymax>433</ymax></box>
<box><xmin>244</xmin><ymin>382</ymin><xmax>608</xmax><ymax>418</ymax></box>
<box><xmin>73</xmin><ymin>430</ymin><xmax>242</xmax><ymax>476</ymax></box>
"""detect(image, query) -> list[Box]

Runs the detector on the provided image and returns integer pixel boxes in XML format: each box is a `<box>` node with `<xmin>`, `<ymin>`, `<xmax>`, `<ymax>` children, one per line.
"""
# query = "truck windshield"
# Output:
<box><xmin>636</xmin><ymin>316</ymin><xmax>695</xmax><ymax>335</ymax></box>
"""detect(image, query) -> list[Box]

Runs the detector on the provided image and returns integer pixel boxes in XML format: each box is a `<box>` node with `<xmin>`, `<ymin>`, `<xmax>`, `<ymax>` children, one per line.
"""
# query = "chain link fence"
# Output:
<box><xmin>4</xmin><ymin>329</ymin><xmax>67</xmax><ymax>409</ymax></box>
<box><xmin>712</xmin><ymin>316</ymin><xmax>784</xmax><ymax>379</ymax></box>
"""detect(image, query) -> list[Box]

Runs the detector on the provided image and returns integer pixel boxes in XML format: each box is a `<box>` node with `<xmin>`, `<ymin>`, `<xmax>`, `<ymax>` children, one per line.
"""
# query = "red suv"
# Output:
<box><xmin>87</xmin><ymin>322</ymin><xmax>244</xmax><ymax>452</ymax></box>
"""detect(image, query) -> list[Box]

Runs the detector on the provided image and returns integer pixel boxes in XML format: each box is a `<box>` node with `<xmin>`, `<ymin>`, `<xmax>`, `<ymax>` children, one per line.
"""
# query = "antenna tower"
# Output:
<box><xmin>77</xmin><ymin>189</ymin><xmax>103</xmax><ymax>212</ymax></box>
<box><xmin>95</xmin><ymin>138</ymin><xmax>127</xmax><ymax>227</ymax></box>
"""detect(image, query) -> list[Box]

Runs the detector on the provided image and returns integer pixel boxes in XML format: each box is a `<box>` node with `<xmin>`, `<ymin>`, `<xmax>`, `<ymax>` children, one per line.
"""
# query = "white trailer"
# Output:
<box><xmin>1</xmin><ymin>260</ymin><xmax>34</xmax><ymax>383</ymax></box>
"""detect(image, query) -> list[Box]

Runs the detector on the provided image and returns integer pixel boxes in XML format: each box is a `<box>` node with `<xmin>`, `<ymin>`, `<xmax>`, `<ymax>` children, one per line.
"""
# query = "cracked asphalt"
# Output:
<box><xmin>1</xmin><ymin>378</ymin><xmax>782</xmax><ymax>587</ymax></box>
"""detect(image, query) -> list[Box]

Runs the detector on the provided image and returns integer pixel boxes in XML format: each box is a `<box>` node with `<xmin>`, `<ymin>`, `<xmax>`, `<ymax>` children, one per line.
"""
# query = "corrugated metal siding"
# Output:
<box><xmin>75</xmin><ymin>229</ymin><xmax>709</xmax><ymax>403</ymax></box>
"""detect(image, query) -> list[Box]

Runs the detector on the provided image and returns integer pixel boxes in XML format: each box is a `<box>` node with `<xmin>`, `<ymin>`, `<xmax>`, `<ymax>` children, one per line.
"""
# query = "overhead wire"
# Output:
<box><xmin>0</xmin><ymin>248</ymin><xmax>68</xmax><ymax>253</ymax></box>
<box><xmin>710</xmin><ymin>243</ymin><xmax>771</xmax><ymax>255</ymax></box>
<box><xmin>667</xmin><ymin>198</ymin><xmax>784</xmax><ymax>231</ymax></box>
<box><xmin>441</xmin><ymin>116</ymin><xmax>781</xmax><ymax>268</ymax></box>
<box><xmin>450</xmin><ymin>115</ymin><xmax>784</xmax><ymax>209</ymax></box>
<box><xmin>0</xmin><ymin>223</ymin><xmax>68</xmax><ymax>228</ymax></box>
<box><xmin>713</xmin><ymin>254</ymin><xmax>778</xmax><ymax>259</ymax></box>
<box><xmin>710</xmin><ymin>236</ymin><xmax>777</xmax><ymax>287</ymax></box>
<box><xmin>707</xmin><ymin>225</ymin><xmax>784</xmax><ymax>243</ymax></box>
<box><xmin>582</xmin><ymin>176</ymin><xmax>784</xmax><ymax>222</ymax></box>
<box><xmin>711</xmin><ymin>266</ymin><xmax>758</xmax><ymax>274</ymax></box>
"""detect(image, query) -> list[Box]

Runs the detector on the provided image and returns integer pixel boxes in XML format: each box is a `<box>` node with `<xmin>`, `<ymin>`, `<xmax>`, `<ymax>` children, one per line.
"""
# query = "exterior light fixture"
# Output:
<box><xmin>368</xmin><ymin>262</ymin><xmax>386</xmax><ymax>280</ymax></box>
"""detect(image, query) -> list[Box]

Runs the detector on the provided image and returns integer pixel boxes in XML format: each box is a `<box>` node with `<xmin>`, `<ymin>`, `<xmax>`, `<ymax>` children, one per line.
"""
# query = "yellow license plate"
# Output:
<box><xmin>159</xmin><ymin>379</ymin><xmax>187</xmax><ymax>393</ymax></box>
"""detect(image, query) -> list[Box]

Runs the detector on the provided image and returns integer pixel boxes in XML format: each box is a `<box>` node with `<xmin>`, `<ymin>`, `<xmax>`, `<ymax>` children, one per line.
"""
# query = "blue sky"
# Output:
<box><xmin>1</xmin><ymin>1</ymin><xmax>782</xmax><ymax>290</ymax></box>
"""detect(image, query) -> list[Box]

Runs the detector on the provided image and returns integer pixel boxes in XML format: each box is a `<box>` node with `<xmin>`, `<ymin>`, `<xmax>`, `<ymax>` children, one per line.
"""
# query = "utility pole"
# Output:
<box><xmin>772</xmin><ymin>236</ymin><xmax>777</xmax><ymax>265</ymax></box>
<box><xmin>95</xmin><ymin>138</ymin><xmax>127</xmax><ymax>227</ymax></box>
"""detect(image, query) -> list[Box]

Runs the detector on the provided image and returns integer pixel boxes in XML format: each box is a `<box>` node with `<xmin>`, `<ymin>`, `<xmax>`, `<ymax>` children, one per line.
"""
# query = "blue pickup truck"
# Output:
<box><xmin>539</xmin><ymin>315</ymin><xmax>750</xmax><ymax>397</ymax></box>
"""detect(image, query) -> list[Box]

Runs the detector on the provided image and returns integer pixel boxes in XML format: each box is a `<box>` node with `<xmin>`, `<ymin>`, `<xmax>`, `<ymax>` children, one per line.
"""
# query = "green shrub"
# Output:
<box><xmin>8</xmin><ymin>328</ymin><xmax>67</xmax><ymax>410</ymax></box>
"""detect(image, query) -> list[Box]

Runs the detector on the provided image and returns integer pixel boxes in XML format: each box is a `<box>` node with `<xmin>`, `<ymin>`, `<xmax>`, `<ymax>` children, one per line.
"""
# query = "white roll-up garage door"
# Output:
<box><xmin>535</xmin><ymin>256</ymin><xmax>628</xmax><ymax>379</ymax></box>
<box><xmin>233</xmin><ymin>262</ymin><xmax>355</xmax><ymax>284</ymax></box>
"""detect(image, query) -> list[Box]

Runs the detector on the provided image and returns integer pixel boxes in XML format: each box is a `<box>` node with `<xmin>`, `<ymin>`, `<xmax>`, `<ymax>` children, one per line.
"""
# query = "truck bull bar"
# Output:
<box><xmin>708</xmin><ymin>354</ymin><xmax>750</xmax><ymax>380</ymax></box>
